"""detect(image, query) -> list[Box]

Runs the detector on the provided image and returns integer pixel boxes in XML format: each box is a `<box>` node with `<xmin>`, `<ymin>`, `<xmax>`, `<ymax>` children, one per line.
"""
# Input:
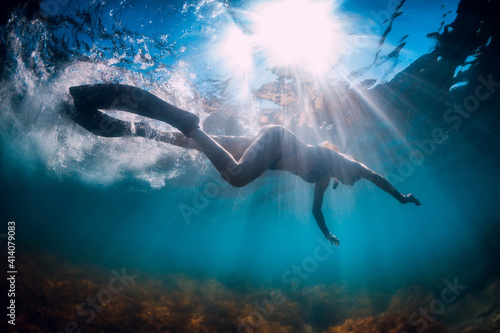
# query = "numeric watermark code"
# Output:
<box><xmin>5</xmin><ymin>221</ymin><xmax>17</xmax><ymax>326</ymax></box>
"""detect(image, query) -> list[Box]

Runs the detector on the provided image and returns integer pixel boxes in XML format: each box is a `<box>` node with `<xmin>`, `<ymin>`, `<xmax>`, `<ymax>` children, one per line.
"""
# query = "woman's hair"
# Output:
<box><xmin>320</xmin><ymin>141</ymin><xmax>340</xmax><ymax>152</ymax></box>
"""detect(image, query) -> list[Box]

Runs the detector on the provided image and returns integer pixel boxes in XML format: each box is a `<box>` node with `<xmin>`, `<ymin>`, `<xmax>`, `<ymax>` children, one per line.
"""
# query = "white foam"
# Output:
<box><xmin>0</xmin><ymin>57</ymin><xmax>213</xmax><ymax>188</ymax></box>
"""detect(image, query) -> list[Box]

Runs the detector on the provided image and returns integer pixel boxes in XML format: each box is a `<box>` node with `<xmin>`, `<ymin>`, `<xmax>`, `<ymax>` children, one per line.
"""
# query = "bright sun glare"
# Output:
<box><xmin>220</xmin><ymin>0</ymin><xmax>343</xmax><ymax>76</ymax></box>
<box><xmin>252</xmin><ymin>0</ymin><xmax>341</xmax><ymax>72</ymax></box>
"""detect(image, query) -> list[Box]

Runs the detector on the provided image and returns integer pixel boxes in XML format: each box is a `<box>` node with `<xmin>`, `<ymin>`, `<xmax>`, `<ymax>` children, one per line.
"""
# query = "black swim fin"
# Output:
<box><xmin>69</xmin><ymin>84</ymin><xmax>199</xmax><ymax>137</ymax></box>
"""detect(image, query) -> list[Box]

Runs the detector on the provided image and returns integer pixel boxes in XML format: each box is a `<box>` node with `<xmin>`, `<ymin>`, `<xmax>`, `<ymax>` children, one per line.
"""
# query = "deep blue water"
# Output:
<box><xmin>1</xmin><ymin>0</ymin><xmax>499</xmax><ymax>332</ymax></box>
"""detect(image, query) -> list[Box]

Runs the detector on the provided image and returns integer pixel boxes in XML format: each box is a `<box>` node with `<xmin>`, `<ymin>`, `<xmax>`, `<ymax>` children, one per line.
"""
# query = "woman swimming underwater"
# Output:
<box><xmin>68</xmin><ymin>83</ymin><xmax>421</xmax><ymax>246</ymax></box>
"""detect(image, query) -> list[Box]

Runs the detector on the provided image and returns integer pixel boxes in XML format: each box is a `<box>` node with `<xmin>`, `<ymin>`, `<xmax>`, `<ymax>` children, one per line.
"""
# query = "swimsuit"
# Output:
<box><xmin>300</xmin><ymin>146</ymin><xmax>332</xmax><ymax>183</ymax></box>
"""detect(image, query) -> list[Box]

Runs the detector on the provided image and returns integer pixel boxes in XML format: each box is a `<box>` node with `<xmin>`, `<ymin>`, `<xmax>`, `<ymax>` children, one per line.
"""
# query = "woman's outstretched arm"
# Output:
<box><xmin>359</xmin><ymin>164</ymin><xmax>421</xmax><ymax>206</ymax></box>
<box><xmin>312</xmin><ymin>177</ymin><xmax>340</xmax><ymax>246</ymax></box>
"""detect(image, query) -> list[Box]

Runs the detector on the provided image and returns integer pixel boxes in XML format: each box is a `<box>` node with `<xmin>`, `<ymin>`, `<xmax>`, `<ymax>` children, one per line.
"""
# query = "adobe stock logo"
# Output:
<box><xmin>237</xmin><ymin>236</ymin><xmax>335</xmax><ymax>333</ymax></box>
<box><xmin>401</xmin><ymin>277</ymin><xmax>467</xmax><ymax>333</ymax></box>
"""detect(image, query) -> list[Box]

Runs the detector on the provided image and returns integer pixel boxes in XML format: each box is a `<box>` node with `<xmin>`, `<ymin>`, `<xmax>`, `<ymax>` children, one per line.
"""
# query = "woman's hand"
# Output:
<box><xmin>327</xmin><ymin>233</ymin><xmax>340</xmax><ymax>246</ymax></box>
<box><xmin>402</xmin><ymin>193</ymin><xmax>421</xmax><ymax>206</ymax></box>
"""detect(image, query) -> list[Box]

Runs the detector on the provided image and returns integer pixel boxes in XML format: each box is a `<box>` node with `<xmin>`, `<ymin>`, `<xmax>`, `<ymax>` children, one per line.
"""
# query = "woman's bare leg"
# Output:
<box><xmin>157</xmin><ymin>132</ymin><xmax>202</xmax><ymax>150</ymax></box>
<box><xmin>189</xmin><ymin>125</ymin><xmax>287</xmax><ymax>187</ymax></box>
<box><xmin>157</xmin><ymin>132</ymin><xmax>254</xmax><ymax>160</ymax></box>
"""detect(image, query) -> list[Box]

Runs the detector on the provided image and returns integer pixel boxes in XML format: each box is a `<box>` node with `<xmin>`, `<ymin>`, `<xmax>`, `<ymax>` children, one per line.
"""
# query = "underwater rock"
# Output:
<box><xmin>323</xmin><ymin>313</ymin><xmax>447</xmax><ymax>333</ymax></box>
<box><xmin>4</xmin><ymin>248</ymin><xmax>500</xmax><ymax>333</ymax></box>
<box><xmin>387</xmin><ymin>284</ymin><xmax>435</xmax><ymax>315</ymax></box>
<box><xmin>440</xmin><ymin>278</ymin><xmax>500</xmax><ymax>332</ymax></box>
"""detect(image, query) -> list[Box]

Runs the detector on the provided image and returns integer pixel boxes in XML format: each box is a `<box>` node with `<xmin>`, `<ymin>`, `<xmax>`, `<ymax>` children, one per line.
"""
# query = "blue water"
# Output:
<box><xmin>1</xmin><ymin>0</ymin><xmax>499</xmax><ymax>332</ymax></box>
